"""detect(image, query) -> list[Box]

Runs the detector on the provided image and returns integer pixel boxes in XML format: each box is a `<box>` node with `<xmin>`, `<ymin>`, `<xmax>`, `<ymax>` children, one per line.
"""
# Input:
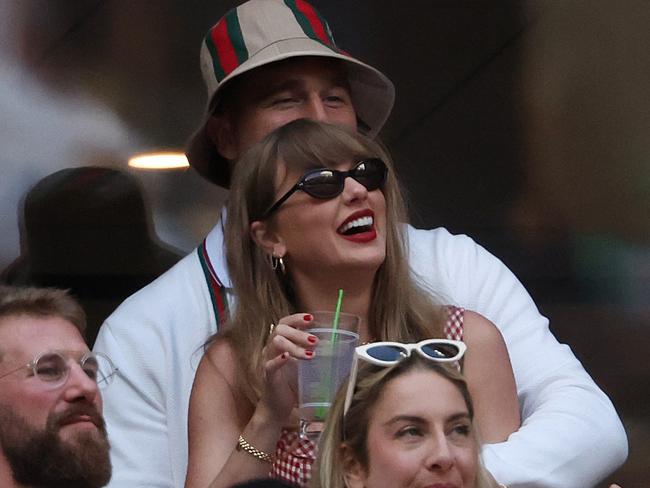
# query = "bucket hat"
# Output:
<box><xmin>186</xmin><ymin>0</ymin><xmax>395</xmax><ymax>187</ymax></box>
<box><xmin>1</xmin><ymin>167</ymin><xmax>182</xmax><ymax>345</ymax></box>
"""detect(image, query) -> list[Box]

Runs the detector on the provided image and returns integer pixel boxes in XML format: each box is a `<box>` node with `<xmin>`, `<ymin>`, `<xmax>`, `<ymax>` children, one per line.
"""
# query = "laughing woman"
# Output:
<box><xmin>185</xmin><ymin>120</ymin><xmax>520</xmax><ymax>488</ymax></box>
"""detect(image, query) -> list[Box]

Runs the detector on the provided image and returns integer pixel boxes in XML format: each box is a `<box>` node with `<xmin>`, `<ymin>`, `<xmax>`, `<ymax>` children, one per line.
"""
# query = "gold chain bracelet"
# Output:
<box><xmin>236</xmin><ymin>435</ymin><xmax>274</xmax><ymax>463</ymax></box>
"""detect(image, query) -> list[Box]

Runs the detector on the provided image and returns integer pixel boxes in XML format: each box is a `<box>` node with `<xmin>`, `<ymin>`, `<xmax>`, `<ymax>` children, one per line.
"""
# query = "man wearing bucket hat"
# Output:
<box><xmin>185</xmin><ymin>0</ymin><xmax>393</xmax><ymax>187</ymax></box>
<box><xmin>94</xmin><ymin>1</ymin><xmax>627</xmax><ymax>487</ymax></box>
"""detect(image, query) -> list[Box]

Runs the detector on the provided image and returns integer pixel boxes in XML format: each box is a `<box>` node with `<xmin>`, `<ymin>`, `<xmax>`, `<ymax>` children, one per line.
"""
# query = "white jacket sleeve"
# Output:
<box><xmin>93</xmin><ymin>251</ymin><xmax>218</xmax><ymax>487</ymax></box>
<box><xmin>407</xmin><ymin>226</ymin><xmax>628</xmax><ymax>487</ymax></box>
<box><xmin>94</xmin><ymin>319</ymin><xmax>172</xmax><ymax>487</ymax></box>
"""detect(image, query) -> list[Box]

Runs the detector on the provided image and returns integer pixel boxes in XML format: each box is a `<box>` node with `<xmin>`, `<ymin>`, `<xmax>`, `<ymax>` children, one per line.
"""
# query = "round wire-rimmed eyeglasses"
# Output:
<box><xmin>0</xmin><ymin>350</ymin><xmax>118</xmax><ymax>390</ymax></box>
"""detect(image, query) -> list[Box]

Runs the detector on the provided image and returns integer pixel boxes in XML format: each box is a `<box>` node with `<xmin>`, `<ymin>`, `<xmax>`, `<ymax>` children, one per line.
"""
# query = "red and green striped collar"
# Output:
<box><xmin>197</xmin><ymin>238</ymin><xmax>228</xmax><ymax>326</ymax></box>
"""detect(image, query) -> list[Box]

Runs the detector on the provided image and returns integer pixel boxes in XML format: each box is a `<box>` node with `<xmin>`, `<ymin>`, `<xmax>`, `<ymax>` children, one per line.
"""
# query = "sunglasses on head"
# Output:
<box><xmin>343</xmin><ymin>339</ymin><xmax>466</xmax><ymax>415</ymax></box>
<box><xmin>261</xmin><ymin>158</ymin><xmax>387</xmax><ymax>219</ymax></box>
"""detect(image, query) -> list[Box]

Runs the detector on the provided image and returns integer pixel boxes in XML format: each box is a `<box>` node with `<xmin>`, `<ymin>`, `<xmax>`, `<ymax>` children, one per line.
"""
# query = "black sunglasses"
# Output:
<box><xmin>261</xmin><ymin>158</ymin><xmax>387</xmax><ymax>219</ymax></box>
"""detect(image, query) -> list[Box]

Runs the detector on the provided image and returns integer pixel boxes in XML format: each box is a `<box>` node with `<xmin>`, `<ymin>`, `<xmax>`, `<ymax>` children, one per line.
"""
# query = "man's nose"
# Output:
<box><xmin>304</xmin><ymin>95</ymin><xmax>328</xmax><ymax>121</ymax></box>
<box><xmin>63</xmin><ymin>362</ymin><xmax>101</xmax><ymax>403</ymax></box>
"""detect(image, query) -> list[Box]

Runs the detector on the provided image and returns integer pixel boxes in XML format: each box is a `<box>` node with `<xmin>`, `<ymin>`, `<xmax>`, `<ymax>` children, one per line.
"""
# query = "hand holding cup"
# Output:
<box><xmin>258</xmin><ymin>313</ymin><xmax>318</xmax><ymax>421</ymax></box>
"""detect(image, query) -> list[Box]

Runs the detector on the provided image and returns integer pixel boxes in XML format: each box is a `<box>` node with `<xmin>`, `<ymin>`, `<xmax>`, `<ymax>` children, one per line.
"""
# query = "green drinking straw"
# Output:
<box><xmin>331</xmin><ymin>288</ymin><xmax>344</xmax><ymax>340</ymax></box>
<box><xmin>315</xmin><ymin>289</ymin><xmax>345</xmax><ymax>421</ymax></box>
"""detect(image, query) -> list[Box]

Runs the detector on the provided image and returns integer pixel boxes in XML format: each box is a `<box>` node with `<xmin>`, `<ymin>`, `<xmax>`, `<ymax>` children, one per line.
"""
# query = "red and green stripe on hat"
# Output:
<box><xmin>204</xmin><ymin>0</ymin><xmax>338</xmax><ymax>84</ymax></box>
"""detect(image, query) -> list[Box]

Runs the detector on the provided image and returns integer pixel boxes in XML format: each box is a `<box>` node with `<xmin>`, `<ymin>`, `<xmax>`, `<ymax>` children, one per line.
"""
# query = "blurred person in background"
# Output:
<box><xmin>1</xmin><ymin>167</ymin><xmax>181</xmax><ymax>347</ymax></box>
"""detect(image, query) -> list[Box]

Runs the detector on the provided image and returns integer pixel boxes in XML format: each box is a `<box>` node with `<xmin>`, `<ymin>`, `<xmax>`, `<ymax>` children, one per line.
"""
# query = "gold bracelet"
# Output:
<box><xmin>236</xmin><ymin>435</ymin><xmax>274</xmax><ymax>463</ymax></box>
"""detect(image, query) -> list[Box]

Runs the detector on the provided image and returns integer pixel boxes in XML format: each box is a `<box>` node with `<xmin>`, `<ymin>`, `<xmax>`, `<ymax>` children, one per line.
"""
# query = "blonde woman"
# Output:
<box><xmin>313</xmin><ymin>346</ymin><xmax>503</xmax><ymax>488</ymax></box>
<box><xmin>185</xmin><ymin>120</ymin><xmax>519</xmax><ymax>488</ymax></box>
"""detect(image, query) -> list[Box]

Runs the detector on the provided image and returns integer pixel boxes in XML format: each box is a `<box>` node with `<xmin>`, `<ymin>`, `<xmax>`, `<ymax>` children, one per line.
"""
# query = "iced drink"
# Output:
<box><xmin>298</xmin><ymin>312</ymin><xmax>359</xmax><ymax>440</ymax></box>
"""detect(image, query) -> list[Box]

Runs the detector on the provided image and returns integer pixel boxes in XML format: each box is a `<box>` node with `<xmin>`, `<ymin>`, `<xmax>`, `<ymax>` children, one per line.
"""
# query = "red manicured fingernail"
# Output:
<box><xmin>305</xmin><ymin>350</ymin><xmax>314</xmax><ymax>357</ymax></box>
<box><xmin>307</xmin><ymin>335</ymin><xmax>317</xmax><ymax>344</ymax></box>
<box><xmin>281</xmin><ymin>352</ymin><xmax>288</xmax><ymax>359</ymax></box>
<box><xmin>303</xmin><ymin>314</ymin><xmax>313</xmax><ymax>321</ymax></box>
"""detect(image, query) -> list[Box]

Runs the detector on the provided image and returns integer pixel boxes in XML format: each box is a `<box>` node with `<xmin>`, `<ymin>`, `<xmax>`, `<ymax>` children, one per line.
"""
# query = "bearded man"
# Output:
<box><xmin>0</xmin><ymin>285</ymin><xmax>116</xmax><ymax>488</ymax></box>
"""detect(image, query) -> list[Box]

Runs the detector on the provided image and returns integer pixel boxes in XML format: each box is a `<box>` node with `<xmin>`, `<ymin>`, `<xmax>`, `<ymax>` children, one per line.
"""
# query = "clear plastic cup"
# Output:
<box><xmin>298</xmin><ymin>311</ymin><xmax>360</xmax><ymax>441</ymax></box>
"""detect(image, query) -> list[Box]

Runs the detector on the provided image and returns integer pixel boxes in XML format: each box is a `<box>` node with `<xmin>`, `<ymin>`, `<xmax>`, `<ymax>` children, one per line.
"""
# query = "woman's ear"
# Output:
<box><xmin>250</xmin><ymin>220</ymin><xmax>286</xmax><ymax>258</ymax></box>
<box><xmin>341</xmin><ymin>443</ymin><xmax>367</xmax><ymax>488</ymax></box>
<box><xmin>206</xmin><ymin>114</ymin><xmax>238</xmax><ymax>161</ymax></box>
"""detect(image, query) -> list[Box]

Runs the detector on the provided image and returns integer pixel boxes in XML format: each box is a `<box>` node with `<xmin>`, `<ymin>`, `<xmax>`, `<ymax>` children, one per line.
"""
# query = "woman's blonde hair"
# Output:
<box><xmin>313</xmin><ymin>354</ymin><xmax>501</xmax><ymax>488</ymax></box>
<box><xmin>222</xmin><ymin>119</ymin><xmax>444</xmax><ymax>403</ymax></box>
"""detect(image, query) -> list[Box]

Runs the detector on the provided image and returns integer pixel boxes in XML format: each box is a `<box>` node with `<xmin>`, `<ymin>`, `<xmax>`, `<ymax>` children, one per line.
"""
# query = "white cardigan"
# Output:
<box><xmin>94</xmin><ymin>209</ymin><xmax>627</xmax><ymax>487</ymax></box>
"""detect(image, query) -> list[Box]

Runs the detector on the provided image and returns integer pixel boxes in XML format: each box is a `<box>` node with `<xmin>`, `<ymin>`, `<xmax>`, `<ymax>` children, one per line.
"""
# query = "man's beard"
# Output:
<box><xmin>0</xmin><ymin>402</ymin><xmax>111</xmax><ymax>488</ymax></box>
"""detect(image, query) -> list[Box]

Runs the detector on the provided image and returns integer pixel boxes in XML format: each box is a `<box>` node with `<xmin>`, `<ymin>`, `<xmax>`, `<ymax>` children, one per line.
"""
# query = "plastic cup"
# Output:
<box><xmin>298</xmin><ymin>311</ymin><xmax>360</xmax><ymax>441</ymax></box>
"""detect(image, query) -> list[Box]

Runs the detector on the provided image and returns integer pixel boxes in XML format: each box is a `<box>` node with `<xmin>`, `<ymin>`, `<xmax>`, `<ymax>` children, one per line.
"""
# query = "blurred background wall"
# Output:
<box><xmin>0</xmin><ymin>1</ymin><xmax>647</xmax><ymax>485</ymax></box>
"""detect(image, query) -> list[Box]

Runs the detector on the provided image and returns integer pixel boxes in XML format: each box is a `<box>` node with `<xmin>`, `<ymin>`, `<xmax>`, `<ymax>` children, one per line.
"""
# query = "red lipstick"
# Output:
<box><xmin>337</xmin><ymin>209</ymin><xmax>376</xmax><ymax>242</ymax></box>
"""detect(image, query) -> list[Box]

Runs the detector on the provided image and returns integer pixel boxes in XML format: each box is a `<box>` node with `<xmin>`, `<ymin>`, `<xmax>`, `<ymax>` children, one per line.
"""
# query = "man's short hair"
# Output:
<box><xmin>0</xmin><ymin>286</ymin><xmax>87</xmax><ymax>359</ymax></box>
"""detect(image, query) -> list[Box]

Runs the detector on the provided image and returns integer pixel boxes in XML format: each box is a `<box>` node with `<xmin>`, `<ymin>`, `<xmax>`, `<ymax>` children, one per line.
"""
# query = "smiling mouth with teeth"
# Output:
<box><xmin>338</xmin><ymin>215</ymin><xmax>374</xmax><ymax>235</ymax></box>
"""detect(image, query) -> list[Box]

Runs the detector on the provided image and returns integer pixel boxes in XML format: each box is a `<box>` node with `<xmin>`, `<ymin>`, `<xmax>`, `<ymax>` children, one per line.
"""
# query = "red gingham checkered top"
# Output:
<box><xmin>269</xmin><ymin>306</ymin><xmax>465</xmax><ymax>487</ymax></box>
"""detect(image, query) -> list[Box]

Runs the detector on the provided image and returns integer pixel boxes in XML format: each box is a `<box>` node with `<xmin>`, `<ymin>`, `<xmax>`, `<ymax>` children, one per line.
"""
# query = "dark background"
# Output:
<box><xmin>1</xmin><ymin>1</ymin><xmax>648</xmax><ymax>486</ymax></box>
